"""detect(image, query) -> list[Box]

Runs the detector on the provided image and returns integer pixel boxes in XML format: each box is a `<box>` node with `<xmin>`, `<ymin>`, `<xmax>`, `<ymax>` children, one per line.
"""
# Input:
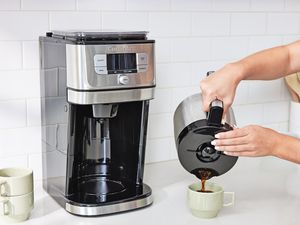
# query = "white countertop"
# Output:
<box><xmin>7</xmin><ymin>158</ymin><xmax>300</xmax><ymax>225</ymax></box>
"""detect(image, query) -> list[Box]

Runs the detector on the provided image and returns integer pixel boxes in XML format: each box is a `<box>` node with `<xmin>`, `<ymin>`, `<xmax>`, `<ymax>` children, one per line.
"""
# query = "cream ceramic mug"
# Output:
<box><xmin>187</xmin><ymin>182</ymin><xmax>234</xmax><ymax>219</ymax></box>
<box><xmin>0</xmin><ymin>192</ymin><xmax>34</xmax><ymax>223</ymax></box>
<box><xmin>0</xmin><ymin>168</ymin><xmax>33</xmax><ymax>197</ymax></box>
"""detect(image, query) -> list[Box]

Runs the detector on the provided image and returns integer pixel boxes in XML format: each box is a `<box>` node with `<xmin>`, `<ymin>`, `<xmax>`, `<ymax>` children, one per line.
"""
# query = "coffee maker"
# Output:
<box><xmin>39</xmin><ymin>31</ymin><xmax>155</xmax><ymax>216</ymax></box>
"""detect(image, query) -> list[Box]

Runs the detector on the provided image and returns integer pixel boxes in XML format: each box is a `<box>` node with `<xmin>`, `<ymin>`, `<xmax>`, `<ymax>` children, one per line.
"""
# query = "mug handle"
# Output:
<box><xmin>223</xmin><ymin>192</ymin><xmax>235</xmax><ymax>207</ymax></box>
<box><xmin>0</xmin><ymin>200</ymin><xmax>9</xmax><ymax>216</ymax></box>
<box><xmin>0</xmin><ymin>181</ymin><xmax>7</xmax><ymax>197</ymax></box>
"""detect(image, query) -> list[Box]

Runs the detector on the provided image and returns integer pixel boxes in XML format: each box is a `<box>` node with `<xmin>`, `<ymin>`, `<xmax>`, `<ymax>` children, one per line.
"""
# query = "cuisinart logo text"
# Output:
<box><xmin>106</xmin><ymin>45</ymin><xmax>135</xmax><ymax>53</ymax></box>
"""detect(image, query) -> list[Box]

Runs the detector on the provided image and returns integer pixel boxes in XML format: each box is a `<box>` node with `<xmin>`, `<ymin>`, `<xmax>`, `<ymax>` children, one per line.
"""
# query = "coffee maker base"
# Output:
<box><xmin>64</xmin><ymin>184</ymin><xmax>153</xmax><ymax>216</ymax></box>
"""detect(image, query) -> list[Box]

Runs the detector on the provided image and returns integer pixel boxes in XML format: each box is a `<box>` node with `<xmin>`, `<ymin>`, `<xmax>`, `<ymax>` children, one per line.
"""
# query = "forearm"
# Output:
<box><xmin>229</xmin><ymin>40</ymin><xmax>300</xmax><ymax>82</ymax></box>
<box><xmin>273</xmin><ymin>134</ymin><xmax>300</xmax><ymax>164</ymax></box>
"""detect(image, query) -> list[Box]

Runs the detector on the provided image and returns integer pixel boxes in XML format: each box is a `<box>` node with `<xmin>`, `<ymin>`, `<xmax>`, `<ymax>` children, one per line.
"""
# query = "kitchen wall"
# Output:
<box><xmin>0</xmin><ymin>0</ymin><xmax>298</xmax><ymax>180</ymax></box>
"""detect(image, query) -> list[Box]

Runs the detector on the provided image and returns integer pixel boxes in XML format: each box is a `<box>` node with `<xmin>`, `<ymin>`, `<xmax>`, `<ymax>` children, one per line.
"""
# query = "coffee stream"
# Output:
<box><xmin>197</xmin><ymin>170</ymin><xmax>213</xmax><ymax>193</ymax></box>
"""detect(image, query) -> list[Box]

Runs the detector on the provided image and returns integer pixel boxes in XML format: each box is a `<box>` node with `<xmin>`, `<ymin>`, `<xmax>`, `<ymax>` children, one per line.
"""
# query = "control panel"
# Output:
<box><xmin>94</xmin><ymin>53</ymin><xmax>148</xmax><ymax>75</ymax></box>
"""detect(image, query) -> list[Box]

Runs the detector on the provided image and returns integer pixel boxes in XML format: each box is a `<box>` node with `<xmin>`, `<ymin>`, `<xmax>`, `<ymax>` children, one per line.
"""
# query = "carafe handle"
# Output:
<box><xmin>206</xmin><ymin>71</ymin><xmax>224</xmax><ymax>126</ymax></box>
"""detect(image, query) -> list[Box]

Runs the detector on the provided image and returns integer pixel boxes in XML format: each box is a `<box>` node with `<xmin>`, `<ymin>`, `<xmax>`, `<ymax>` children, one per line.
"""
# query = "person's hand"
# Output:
<box><xmin>200</xmin><ymin>63</ymin><xmax>243</xmax><ymax>114</ymax></box>
<box><xmin>211</xmin><ymin>125</ymin><xmax>281</xmax><ymax>157</ymax></box>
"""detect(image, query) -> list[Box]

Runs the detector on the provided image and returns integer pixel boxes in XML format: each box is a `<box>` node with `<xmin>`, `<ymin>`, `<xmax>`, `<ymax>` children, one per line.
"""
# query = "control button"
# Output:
<box><xmin>137</xmin><ymin>53</ymin><xmax>148</xmax><ymax>65</ymax></box>
<box><xmin>95</xmin><ymin>67</ymin><xmax>108</xmax><ymax>75</ymax></box>
<box><xmin>94</xmin><ymin>54</ymin><xmax>107</xmax><ymax>67</ymax></box>
<box><xmin>137</xmin><ymin>65</ymin><xmax>147</xmax><ymax>72</ymax></box>
<box><xmin>119</xmin><ymin>75</ymin><xmax>129</xmax><ymax>85</ymax></box>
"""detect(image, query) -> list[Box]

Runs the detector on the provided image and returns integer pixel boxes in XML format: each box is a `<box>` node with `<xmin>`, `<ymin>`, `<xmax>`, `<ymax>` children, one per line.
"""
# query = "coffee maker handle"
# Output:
<box><xmin>206</xmin><ymin>71</ymin><xmax>224</xmax><ymax>126</ymax></box>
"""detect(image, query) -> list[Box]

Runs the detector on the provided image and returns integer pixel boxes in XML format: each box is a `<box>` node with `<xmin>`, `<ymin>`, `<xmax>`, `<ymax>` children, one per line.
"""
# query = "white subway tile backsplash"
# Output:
<box><xmin>171</xmin><ymin>0</ymin><xmax>212</xmax><ymax>11</ymax></box>
<box><xmin>250</xmin><ymin>0</ymin><xmax>284</xmax><ymax>11</ymax></box>
<box><xmin>0</xmin><ymin>12</ymin><xmax>48</xmax><ymax>41</ymax></box>
<box><xmin>0</xmin><ymin>42</ymin><xmax>22</xmax><ymax>70</ymax></box>
<box><xmin>149</xmin><ymin>88</ymin><xmax>172</xmax><ymax>114</ymax></box>
<box><xmin>0</xmin><ymin>127</ymin><xmax>41</xmax><ymax>156</ymax></box>
<box><xmin>22</xmin><ymin>41</ymin><xmax>39</xmax><ymax>69</ymax></box>
<box><xmin>102</xmin><ymin>12</ymin><xmax>148</xmax><ymax>31</ymax></box>
<box><xmin>248</xmin><ymin>36</ymin><xmax>282</xmax><ymax>54</ymax></box>
<box><xmin>77</xmin><ymin>0</ymin><xmax>126</xmax><ymax>11</ymax></box>
<box><xmin>171</xmin><ymin>86</ymin><xmax>199</xmax><ymax>112</ymax></box>
<box><xmin>282</xmin><ymin>35</ymin><xmax>300</xmax><ymax>44</ymax></box>
<box><xmin>145</xmin><ymin>138</ymin><xmax>172</xmax><ymax>163</ymax></box>
<box><xmin>231</xmin><ymin>13</ymin><xmax>266</xmax><ymax>35</ymax></box>
<box><xmin>27</xmin><ymin>98</ymin><xmax>41</xmax><ymax>126</ymax></box>
<box><xmin>233</xmin><ymin>104</ymin><xmax>264</xmax><ymax>127</ymax></box>
<box><xmin>171</xmin><ymin>37</ymin><xmax>211</xmax><ymax>62</ymax></box>
<box><xmin>0</xmin><ymin>100</ymin><xmax>26</xmax><ymax>129</ymax></box>
<box><xmin>156</xmin><ymin>63</ymin><xmax>192</xmax><ymax>88</ymax></box>
<box><xmin>190</xmin><ymin>61</ymin><xmax>214</xmax><ymax>83</ymax></box>
<box><xmin>149</xmin><ymin>12</ymin><xmax>191</xmax><ymax>37</ymax></box>
<box><xmin>0</xmin><ymin>155</ymin><xmax>27</xmax><ymax>168</ymax></box>
<box><xmin>285</xmin><ymin>0</ymin><xmax>300</xmax><ymax>11</ymax></box>
<box><xmin>0</xmin><ymin>0</ymin><xmax>20</xmax><ymax>10</ymax></box>
<box><xmin>50</xmin><ymin>12</ymin><xmax>101</xmax><ymax>30</ymax></box>
<box><xmin>155</xmin><ymin>38</ymin><xmax>172</xmax><ymax>63</ymax></box>
<box><xmin>278</xmin><ymin>122</ymin><xmax>289</xmax><ymax>132</ymax></box>
<box><xmin>267</xmin><ymin>13</ymin><xmax>300</xmax><ymax>35</ymax></box>
<box><xmin>169</xmin><ymin>138</ymin><xmax>177</xmax><ymax>160</ymax></box>
<box><xmin>233</xmin><ymin>81</ymin><xmax>249</xmax><ymax>105</ymax></box>
<box><xmin>148</xmin><ymin>113</ymin><xmax>173</xmax><ymax>139</ymax></box>
<box><xmin>191</xmin><ymin>13</ymin><xmax>230</xmax><ymax>36</ymax></box>
<box><xmin>263</xmin><ymin>101</ymin><xmax>289</xmax><ymax>124</ymax></box>
<box><xmin>28</xmin><ymin>153</ymin><xmax>42</xmax><ymax>180</ymax></box>
<box><xmin>211</xmin><ymin>37</ymin><xmax>249</xmax><ymax>60</ymax></box>
<box><xmin>248</xmin><ymin>80</ymin><xmax>282</xmax><ymax>104</ymax></box>
<box><xmin>212</xmin><ymin>0</ymin><xmax>251</xmax><ymax>11</ymax></box>
<box><xmin>0</xmin><ymin>70</ymin><xmax>40</xmax><ymax>100</ymax></box>
<box><xmin>127</xmin><ymin>0</ymin><xmax>170</xmax><ymax>11</ymax></box>
<box><xmin>22</xmin><ymin>0</ymin><xmax>76</xmax><ymax>10</ymax></box>
<box><xmin>281</xmin><ymin>80</ymin><xmax>292</xmax><ymax>101</ymax></box>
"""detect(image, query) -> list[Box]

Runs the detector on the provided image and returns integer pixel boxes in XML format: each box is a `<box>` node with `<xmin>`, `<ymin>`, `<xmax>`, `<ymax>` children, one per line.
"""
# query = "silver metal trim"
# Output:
<box><xmin>67</xmin><ymin>87</ymin><xmax>155</xmax><ymax>104</ymax></box>
<box><xmin>211</xmin><ymin>99</ymin><xmax>223</xmax><ymax>108</ymax></box>
<box><xmin>66</xmin><ymin>43</ymin><xmax>155</xmax><ymax>91</ymax></box>
<box><xmin>65</xmin><ymin>195</ymin><xmax>153</xmax><ymax>216</ymax></box>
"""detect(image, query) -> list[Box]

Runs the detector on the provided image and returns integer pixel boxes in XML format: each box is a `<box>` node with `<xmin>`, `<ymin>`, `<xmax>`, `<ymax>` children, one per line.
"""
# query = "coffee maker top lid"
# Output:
<box><xmin>49</xmin><ymin>30</ymin><xmax>148</xmax><ymax>41</ymax></box>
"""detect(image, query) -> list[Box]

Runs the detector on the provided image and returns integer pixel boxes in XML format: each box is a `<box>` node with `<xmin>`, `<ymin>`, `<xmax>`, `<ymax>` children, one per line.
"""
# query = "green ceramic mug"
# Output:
<box><xmin>0</xmin><ymin>168</ymin><xmax>33</xmax><ymax>197</ymax></box>
<box><xmin>0</xmin><ymin>168</ymin><xmax>34</xmax><ymax>223</ymax></box>
<box><xmin>0</xmin><ymin>192</ymin><xmax>34</xmax><ymax>223</ymax></box>
<box><xmin>187</xmin><ymin>181</ymin><xmax>234</xmax><ymax>219</ymax></box>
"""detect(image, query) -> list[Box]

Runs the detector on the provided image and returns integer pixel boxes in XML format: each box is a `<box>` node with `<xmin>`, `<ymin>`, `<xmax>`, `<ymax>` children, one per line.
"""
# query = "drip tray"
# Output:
<box><xmin>81</xmin><ymin>178</ymin><xmax>126</xmax><ymax>196</ymax></box>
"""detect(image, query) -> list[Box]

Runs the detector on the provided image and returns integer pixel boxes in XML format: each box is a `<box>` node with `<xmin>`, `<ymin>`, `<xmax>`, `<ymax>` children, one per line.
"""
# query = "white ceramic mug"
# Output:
<box><xmin>0</xmin><ymin>168</ymin><xmax>33</xmax><ymax>197</ymax></box>
<box><xmin>0</xmin><ymin>192</ymin><xmax>34</xmax><ymax>223</ymax></box>
<box><xmin>187</xmin><ymin>181</ymin><xmax>234</xmax><ymax>219</ymax></box>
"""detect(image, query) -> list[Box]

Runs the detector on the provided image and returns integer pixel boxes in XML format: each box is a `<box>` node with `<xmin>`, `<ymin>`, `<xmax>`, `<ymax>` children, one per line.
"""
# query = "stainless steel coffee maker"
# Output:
<box><xmin>40</xmin><ymin>31</ymin><xmax>155</xmax><ymax>216</ymax></box>
<box><xmin>173</xmin><ymin>72</ymin><xmax>238</xmax><ymax>180</ymax></box>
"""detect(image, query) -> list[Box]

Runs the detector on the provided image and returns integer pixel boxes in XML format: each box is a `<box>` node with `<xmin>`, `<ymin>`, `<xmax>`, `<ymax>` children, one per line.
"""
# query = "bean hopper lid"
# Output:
<box><xmin>48</xmin><ymin>30</ymin><xmax>149</xmax><ymax>42</ymax></box>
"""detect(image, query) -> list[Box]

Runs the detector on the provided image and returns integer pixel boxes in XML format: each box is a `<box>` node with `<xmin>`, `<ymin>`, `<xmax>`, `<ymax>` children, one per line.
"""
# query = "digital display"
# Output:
<box><xmin>107</xmin><ymin>53</ymin><xmax>137</xmax><ymax>74</ymax></box>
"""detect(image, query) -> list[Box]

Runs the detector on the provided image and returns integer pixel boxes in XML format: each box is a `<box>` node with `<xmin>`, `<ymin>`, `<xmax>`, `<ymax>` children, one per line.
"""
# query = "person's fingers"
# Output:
<box><xmin>223</xmin><ymin>151</ymin><xmax>256</xmax><ymax>157</ymax></box>
<box><xmin>222</xmin><ymin>99</ymin><xmax>232</xmax><ymax>118</ymax></box>
<box><xmin>211</xmin><ymin>136</ymin><xmax>248</xmax><ymax>146</ymax></box>
<box><xmin>200</xmin><ymin>80</ymin><xmax>215</xmax><ymax>112</ymax></box>
<box><xmin>215</xmin><ymin>128</ymin><xmax>248</xmax><ymax>139</ymax></box>
<box><xmin>214</xmin><ymin>144</ymin><xmax>252</xmax><ymax>152</ymax></box>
